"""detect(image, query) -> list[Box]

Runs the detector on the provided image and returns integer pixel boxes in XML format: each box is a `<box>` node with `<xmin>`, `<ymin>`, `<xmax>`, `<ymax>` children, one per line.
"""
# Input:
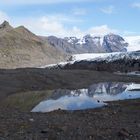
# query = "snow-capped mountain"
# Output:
<box><xmin>46</xmin><ymin>34</ymin><xmax>128</xmax><ymax>54</ymax></box>
<box><xmin>46</xmin><ymin>36</ymin><xmax>86</xmax><ymax>54</ymax></box>
<box><xmin>103</xmin><ymin>34</ymin><xmax>128</xmax><ymax>52</ymax></box>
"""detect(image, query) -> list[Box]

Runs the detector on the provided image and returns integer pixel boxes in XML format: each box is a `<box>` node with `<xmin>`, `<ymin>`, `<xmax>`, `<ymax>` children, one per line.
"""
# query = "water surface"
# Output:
<box><xmin>32</xmin><ymin>82</ymin><xmax>140</xmax><ymax>112</ymax></box>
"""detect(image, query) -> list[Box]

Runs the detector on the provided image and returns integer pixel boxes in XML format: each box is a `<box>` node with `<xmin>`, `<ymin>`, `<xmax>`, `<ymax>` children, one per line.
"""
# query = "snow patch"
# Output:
<box><xmin>125</xmin><ymin>83</ymin><xmax>140</xmax><ymax>91</ymax></box>
<box><xmin>77</xmin><ymin>38</ymin><xmax>86</xmax><ymax>45</ymax></box>
<box><xmin>71</xmin><ymin>52</ymin><xmax>122</xmax><ymax>61</ymax></box>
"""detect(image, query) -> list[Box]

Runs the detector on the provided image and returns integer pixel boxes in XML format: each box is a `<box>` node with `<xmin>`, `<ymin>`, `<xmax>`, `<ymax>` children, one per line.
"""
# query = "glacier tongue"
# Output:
<box><xmin>71</xmin><ymin>52</ymin><xmax>121</xmax><ymax>61</ymax></box>
<box><xmin>41</xmin><ymin>51</ymin><xmax>140</xmax><ymax>69</ymax></box>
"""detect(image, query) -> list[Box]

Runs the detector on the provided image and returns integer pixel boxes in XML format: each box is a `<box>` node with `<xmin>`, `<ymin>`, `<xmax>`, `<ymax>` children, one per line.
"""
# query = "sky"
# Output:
<box><xmin>0</xmin><ymin>0</ymin><xmax>140</xmax><ymax>37</ymax></box>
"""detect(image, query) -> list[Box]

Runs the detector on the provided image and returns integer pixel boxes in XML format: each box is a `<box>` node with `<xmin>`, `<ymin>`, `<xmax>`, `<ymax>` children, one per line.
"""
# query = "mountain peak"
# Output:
<box><xmin>0</xmin><ymin>20</ymin><xmax>13</xmax><ymax>29</ymax></box>
<box><xmin>103</xmin><ymin>34</ymin><xmax>128</xmax><ymax>52</ymax></box>
<box><xmin>0</xmin><ymin>21</ymin><xmax>13</xmax><ymax>34</ymax></box>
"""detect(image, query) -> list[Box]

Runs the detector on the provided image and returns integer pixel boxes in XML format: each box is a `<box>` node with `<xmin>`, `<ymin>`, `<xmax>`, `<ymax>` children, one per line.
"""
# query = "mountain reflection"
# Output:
<box><xmin>46</xmin><ymin>82</ymin><xmax>129</xmax><ymax>100</ymax></box>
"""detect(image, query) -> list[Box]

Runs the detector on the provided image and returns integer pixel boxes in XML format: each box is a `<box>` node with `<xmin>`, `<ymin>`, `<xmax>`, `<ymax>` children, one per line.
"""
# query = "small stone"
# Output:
<box><xmin>137</xmin><ymin>123</ymin><xmax>140</xmax><ymax>128</ymax></box>
<box><xmin>61</xmin><ymin>126</ymin><xmax>68</xmax><ymax>132</ymax></box>
<box><xmin>118</xmin><ymin>128</ymin><xmax>133</xmax><ymax>138</ymax></box>
<box><xmin>114</xmin><ymin>111</ymin><xmax>117</xmax><ymax>114</ymax></box>
<box><xmin>88</xmin><ymin>135</ymin><xmax>93</xmax><ymax>139</ymax></box>
<box><xmin>57</xmin><ymin>132</ymin><xmax>60</xmax><ymax>135</ymax></box>
<box><xmin>29</xmin><ymin>118</ymin><xmax>34</xmax><ymax>122</ymax></box>
<box><xmin>41</xmin><ymin>129</ymin><xmax>48</xmax><ymax>134</ymax></box>
<box><xmin>0</xmin><ymin>137</ymin><xmax>5</xmax><ymax>140</ymax></box>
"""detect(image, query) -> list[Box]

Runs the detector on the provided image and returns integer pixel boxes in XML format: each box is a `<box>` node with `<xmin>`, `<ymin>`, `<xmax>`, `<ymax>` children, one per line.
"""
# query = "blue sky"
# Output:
<box><xmin>0</xmin><ymin>0</ymin><xmax>140</xmax><ymax>37</ymax></box>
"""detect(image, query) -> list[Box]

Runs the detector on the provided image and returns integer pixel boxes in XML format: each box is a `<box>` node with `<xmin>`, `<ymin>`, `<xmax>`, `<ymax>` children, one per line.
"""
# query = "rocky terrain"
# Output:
<box><xmin>0</xmin><ymin>21</ymin><xmax>68</xmax><ymax>69</ymax></box>
<box><xmin>0</xmin><ymin>56</ymin><xmax>139</xmax><ymax>140</ymax></box>
<box><xmin>45</xmin><ymin>34</ymin><xmax>128</xmax><ymax>54</ymax></box>
<box><xmin>0</xmin><ymin>69</ymin><xmax>140</xmax><ymax>140</ymax></box>
<box><xmin>0</xmin><ymin>99</ymin><xmax>140</xmax><ymax>140</ymax></box>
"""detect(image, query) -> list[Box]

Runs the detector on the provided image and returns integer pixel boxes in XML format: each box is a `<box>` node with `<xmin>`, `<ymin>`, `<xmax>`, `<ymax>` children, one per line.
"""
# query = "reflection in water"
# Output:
<box><xmin>32</xmin><ymin>93</ymin><xmax>105</xmax><ymax>112</ymax></box>
<box><xmin>32</xmin><ymin>82</ymin><xmax>140</xmax><ymax>112</ymax></box>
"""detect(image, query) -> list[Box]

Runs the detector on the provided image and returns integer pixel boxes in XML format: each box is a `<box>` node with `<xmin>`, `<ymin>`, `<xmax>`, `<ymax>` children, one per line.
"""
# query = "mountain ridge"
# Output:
<box><xmin>0</xmin><ymin>21</ymin><xmax>68</xmax><ymax>69</ymax></box>
<box><xmin>45</xmin><ymin>33</ymin><xmax>128</xmax><ymax>54</ymax></box>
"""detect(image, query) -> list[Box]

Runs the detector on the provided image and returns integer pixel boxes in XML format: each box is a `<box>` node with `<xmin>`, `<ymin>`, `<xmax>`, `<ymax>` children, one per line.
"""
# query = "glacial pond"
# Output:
<box><xmin>32</xmin><ymin>82</ymin><xmax>140</xmax><ymax>112</ymax></box>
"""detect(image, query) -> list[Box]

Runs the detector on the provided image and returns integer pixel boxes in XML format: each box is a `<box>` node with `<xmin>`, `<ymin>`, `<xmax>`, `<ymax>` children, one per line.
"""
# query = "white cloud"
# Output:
<box><xmin>123</xmin><ymin>31</ymin><xmax>140</xmax><ymax>36</ymax></box>
<box><xmin>12</xmin><ymin>15</ymin><xmax>84</xmax><ymax>37</ymax></box>
<box><xmin>0</xmin><ymin>0</ymin><xmax>100</xmax><ymax>5</ymax></box>
<box><xmin>0</xmin><ymin>10</ymin><xmax>119</xmax><ymax>38</ymax></box>
<box><xmin>101</xmin><ymin>5</ymin><xmax>114</xmax><ymax>14</ymax></box>
<box><xmin>87</xmin><ymin>25</ymin><xmax>118</xmax><ymax>36</ymax></box>
<box><xmin>0</xmin><ymin>11</ymin><xmax>9</xmax><ymax>23</ymax></box>
<box><xmin>72</xmin><ymin>8</ymin><xmax>87</xmax><ymax>16</ymax></box>
<box><xmin>20</xmin><ymin>18</ymin><xmax>118</xmax><ymax>37</ymax></box>
<box><xmin>132</xmin><ymin>2</ymin><xmax>140</xmax><ymax>8</ymax></box>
